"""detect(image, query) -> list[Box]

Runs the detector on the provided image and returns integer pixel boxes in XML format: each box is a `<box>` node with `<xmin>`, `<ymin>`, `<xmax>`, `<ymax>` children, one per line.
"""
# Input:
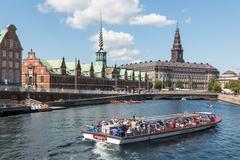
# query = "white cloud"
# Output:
<box><xmin>37</xmin><ymin>0</ymin><xmax>176</xmax><ymax>29</ymax></box>
<box><xmin>90</xmin><ymin>28</ymin><xmax>139</xmax><ymax>61</ymax></box>
<box><xmin>185</xmin><ymin>17</ymin><xmax>192</xmax><ymax>24</ymax></box>
<box><xmin>37</xmin><ymin>0</ymin><xmax>89</xmax><ymax>13</ymax></box>
<box><xmin>38</xmin><ymin>0</ymin><xmax>141</xmax><ymax>29</ymax></box>
<box><xmin>129</xmin><ymin>13</ymin><xmax>176</xmax><ymax>26</ymax></box>
<box><xmin>90</xmin><ymin>28</ymin><xmax>134</xmax><ymax>50</ymax></box>
<box><xmin>109</xmin><ymin>49</ymin><xmax>139</xmax><ymax>61</ymax></box>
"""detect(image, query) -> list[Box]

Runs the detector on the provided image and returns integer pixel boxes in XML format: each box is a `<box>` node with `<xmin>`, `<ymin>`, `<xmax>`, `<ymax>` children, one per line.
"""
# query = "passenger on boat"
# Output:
<box><xmin>126</xmin><ymin>128</ymin><xmax>133</xmax><ymax>136</ymax></box>
<box><xmin>170</xmin><ymin>120</ymin><xmax>175</xmax><ymax>129</ymax></box>
<box><xmin>131</xmin><ymin>119</ymin><xmax>137</xmax><ymax>130</ymax></box>
<box><xmin>89</xmin><ymin>112</ymin><xmax>216</xmax><ymax>138</ymax></box>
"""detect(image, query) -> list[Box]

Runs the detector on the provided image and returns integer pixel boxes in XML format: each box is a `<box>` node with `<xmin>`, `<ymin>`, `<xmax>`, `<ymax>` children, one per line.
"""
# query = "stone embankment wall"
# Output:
<box><xmin>47</xmin><ymin>94</ymin><xmax>153</xmax><ymax>107</ymax></box>
<box><xmin>218</xmin><ymin>94</ymin><xmax>240</xmax><ymax>105</ymax></box>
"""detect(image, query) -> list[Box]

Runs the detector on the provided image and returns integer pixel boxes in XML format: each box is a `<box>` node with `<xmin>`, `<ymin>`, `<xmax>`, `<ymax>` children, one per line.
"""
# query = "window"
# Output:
<box><xmin>2</xmin><ymin>61</ymin><xmax>6</xmax><ymax>67</ymax></box>
<box><xmin>2</xmin><ymin>69</ymin><xmax>6</xmax><ymax>81</ymax></box>
<box><xmin>2</xmin><ymin>50</ymin><xmax>6</xmax><ymax>57</ymax></box>
<box><xmin>9</xmin><ymin>39</ymin><xmax>14</xmax><ymax>49</ymax></box>
<box><xmin>9</xmin><ymin>62</ymin><xmax>13</xmax><ymax>68</ymax></box>
<box><xmin>15</xmin><ymin>52</ymin><xmax>19</xmax><ymax>59</ymax></box>
<box><xmin>15</xmin><ymin>70</ymin><xmax>20</xmax><ymax>83</ymax></box>
<box><xmin>9</xmin><ymin>69</ymin><xmax>13</xmax><ymax>83</ymax></box>
<box><xmin>9</xmin><ymin>51</ymin><xmax>13</xmax><ymax>58</ymax></box>
<box><xmin>40</xmin><ymin>76</ymin><xmax>44</xmax><ymax>83</ymax></box>
<box><xmin>4</xmin><ymin>40</ymin><xmax>7</xmax><ymax>47</ymax></box>
<box><xmin>15</xmin><ymin>62</ymin><xmax>19</xmax><ymax>68</ymax></box>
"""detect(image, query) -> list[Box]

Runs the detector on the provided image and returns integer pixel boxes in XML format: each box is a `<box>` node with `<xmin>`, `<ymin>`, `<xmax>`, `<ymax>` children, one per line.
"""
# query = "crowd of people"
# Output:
<box><xmin>87</xmin><ymin>113</ymin><xmax>216</xmax><ymax>137</ymax></box>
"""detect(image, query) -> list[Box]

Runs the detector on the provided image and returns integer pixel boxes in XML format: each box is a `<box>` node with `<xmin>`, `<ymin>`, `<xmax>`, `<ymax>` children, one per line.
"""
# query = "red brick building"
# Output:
<box><xmin>22</xmin><ymin>50</ymin><xmax>148</xmax><ymax>91</ymax></box>
<box><xmin>0</xmin><ymin>24</ymin><xmax>22</xmax><ymax>86</ymax></box>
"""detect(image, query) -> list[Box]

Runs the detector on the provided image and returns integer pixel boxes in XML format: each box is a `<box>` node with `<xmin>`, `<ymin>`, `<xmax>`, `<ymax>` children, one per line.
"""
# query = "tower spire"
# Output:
<box><xmin>99</xmin><ymin>12</ymin><xmax>104</xmax><ymax>51</ymax></box>
<box><xmin>170</xmin><ymin>23</ymin><xmax>184</xmax><ymax>63</ymax></box>
<box><xmin>95</xmin><ymin>11</ymin><xmax>107</xmax><ymax>68</ymax></box>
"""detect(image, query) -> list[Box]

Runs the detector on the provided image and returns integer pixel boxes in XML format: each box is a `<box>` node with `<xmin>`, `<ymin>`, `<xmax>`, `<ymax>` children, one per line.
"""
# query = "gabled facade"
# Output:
<box><xmin>0</xmin><ymin>24</ymin><xmax>23</xmax><ymax>85</ymax></box>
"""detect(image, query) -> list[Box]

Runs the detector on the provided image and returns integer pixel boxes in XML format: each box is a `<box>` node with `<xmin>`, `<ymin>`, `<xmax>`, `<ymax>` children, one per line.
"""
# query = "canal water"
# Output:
<box><xmin>0</xmin><ymin>100</ymin><xmax>240</xmax><ymax>160</ymax></box>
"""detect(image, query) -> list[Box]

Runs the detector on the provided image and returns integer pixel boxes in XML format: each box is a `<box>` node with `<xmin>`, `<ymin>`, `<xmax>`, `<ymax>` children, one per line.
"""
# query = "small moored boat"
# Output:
<box><xmin>82</xmin><ymin>112</ymin><xmax>222</xmax><ymax>145</ymax></box>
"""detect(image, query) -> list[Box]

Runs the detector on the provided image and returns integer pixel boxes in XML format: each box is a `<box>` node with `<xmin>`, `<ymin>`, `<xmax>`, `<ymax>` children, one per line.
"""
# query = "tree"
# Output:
<box><xmin>164</xmin><ymin>80</ymin><xmax>172</xmax><ymax>88</ymax></box>
<box><xmin>208</xmin><ymin>78</ymin><xmax>221</xmax><ymax>92</ymax></box>
<box><xmin>225</xmin><ymin>80</ymin><xmax>240</xmax><ymax>94</ymax></box>
<box><xmin>212</xmin><ymin>82</ymin><xmax>222</xmax><ymax>92</ymax></box>
<box><xmin>176</xmin><ymin>80</ymin><xmax>184</xmax><ymax>89</ymax></box>
<box><xmin>154</xmin><ymin>81</ymin><xmax>162</xmax><ymax>89</ymax></box>
<box><xmin>208</xmin><ymin>78</ymin><xmax>216</xmax><ymax>91</ymax></box>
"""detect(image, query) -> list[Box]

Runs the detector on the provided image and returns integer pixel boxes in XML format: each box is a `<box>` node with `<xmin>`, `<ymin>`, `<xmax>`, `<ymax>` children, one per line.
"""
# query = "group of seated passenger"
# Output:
<box><xmin>88</xmin><ymin>113</ymin><xmax>215</xmax><ymax>137</ymax></box>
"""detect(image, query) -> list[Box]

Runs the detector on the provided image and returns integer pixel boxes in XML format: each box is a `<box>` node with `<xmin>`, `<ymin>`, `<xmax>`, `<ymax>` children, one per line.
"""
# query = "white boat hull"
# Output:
<box><xmin>83</xmin><ymin>123</ymin><xmax>215</xmax><ymax>145</ymax></box>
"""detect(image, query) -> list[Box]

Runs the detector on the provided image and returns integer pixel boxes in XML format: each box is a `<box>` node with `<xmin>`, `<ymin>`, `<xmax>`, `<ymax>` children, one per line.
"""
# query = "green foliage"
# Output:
<box><xmin>154</xmin><ymin>80</ymin><xmax>173</xmax><ymax>89</ymax></box>
<box><xmin>208</xmin><ymin>78</ymin><xmax>221</xmax><ymax>92</ymax></box>
<box><xmin>225</xmin><ymin>80</ymin><xmax>240</xmax><ymax>94</ymax></box>
<box><xmin>154</xmin><ymin>81</ymin><xmax>162</xmax><ymax>89</ymax></box>
<box><xmin>164</xmin><ymin>80</ymin><xmax>172</xmax><ymax>88</ymax></box>
<box><xmin>212</xmin><ymin>82</ymin><xmax>222</xmax><ymax>92</ymax></box>
<box><xmin>176</xmin><ymin>80</ymin><xmax>184</xmax><ymax>89</ymax></box>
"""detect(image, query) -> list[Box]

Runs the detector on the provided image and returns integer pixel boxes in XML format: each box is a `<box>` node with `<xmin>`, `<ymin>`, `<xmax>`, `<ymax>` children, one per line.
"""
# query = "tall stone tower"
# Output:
<box><xmin>96</xmin><ymin>15</ymin><xmax>107</xmax><ymax>68</ymax></box>
<box><xmin>170</xmin><ymin>24</ymin><xmax>184</xmax><ymax>63</ymax></box>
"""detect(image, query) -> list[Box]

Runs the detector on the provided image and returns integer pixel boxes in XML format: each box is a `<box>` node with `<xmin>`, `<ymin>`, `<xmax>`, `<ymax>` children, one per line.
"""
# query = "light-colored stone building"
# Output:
<box><xmin>121</xmin><ymin>25</ymin><xmax>219</xmax><ymax>90</ymax></box>
<box><xmin>218</xmin><ymin>70</ymin><xmax>240</xmax><ymax>89</ymax></box>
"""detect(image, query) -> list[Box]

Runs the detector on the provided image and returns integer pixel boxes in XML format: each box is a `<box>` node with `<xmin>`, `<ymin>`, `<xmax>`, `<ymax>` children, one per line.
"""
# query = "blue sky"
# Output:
<box><xmin>0</xmin><ymin>0</ymin><xmax>240</xmax><ymax>73</ymax></box>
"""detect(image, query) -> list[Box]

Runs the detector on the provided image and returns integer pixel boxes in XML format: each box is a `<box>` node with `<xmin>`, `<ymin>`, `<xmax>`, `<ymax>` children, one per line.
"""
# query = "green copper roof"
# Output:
<box><xmin>0</xmin><ymin>29</ymin><xmax>8</xmax><ymax>44</ymax></box>
<box><xmin>134</xmin><ymin>71</ymin><xmax>140</xmax><ymax>81</ymax></box>
<box><xmin>141</xmin><ymin>71</ymin><xmax>146</xmax><ymax>82</ymax></box>
<box><xmin>40</xmin><ymin>59</ymin><xmax>76</xmax><ymax>75</ymax></box>
<box><xmin>95</xmin><ymin>65</ymin><xmax>103</xmax><ymax>72</ymax></box>
<box><xmin>39</xmin><ymin>59</ymin><xmax>144</xmax><ymax>81</ymax></box>
<box><xmin>119</xmin><ymin>69</ymin><xmax>126</xmax><ymax>79</ymax></box>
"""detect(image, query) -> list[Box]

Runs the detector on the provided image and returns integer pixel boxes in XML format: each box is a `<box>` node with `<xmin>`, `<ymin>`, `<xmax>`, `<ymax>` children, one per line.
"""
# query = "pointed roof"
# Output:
<box><xmin>90</xmin><ymin>62</ymin><xmax>94</xmax><ymax>71</ymax></box>
<box><xmin>170</xmin><ymin>23</ymin><xmax>184</xmax><ymax>63</ymax></box>
<box><xmin>172</xmin><ymin>23</ymin><xmax>182</xmax><ymax>50</ymax></box>
<box><xmin>61</xmin><ymin>57</ymin><xmax>66</xmax><ymax>67</ymax></box>
<box><xmin>0</xmin><ymin>24</ymin><xmax>23</xmax><ymax>50</ymax></box>
<box><xmin>76</xmin><ymin>59</ymin><xmax>81</xmax><ymax>69</ymax></box>
<box><xmin>98</xmin><ymin>14</ymin><xmax>104</xmax><ymax>52</ymax></box>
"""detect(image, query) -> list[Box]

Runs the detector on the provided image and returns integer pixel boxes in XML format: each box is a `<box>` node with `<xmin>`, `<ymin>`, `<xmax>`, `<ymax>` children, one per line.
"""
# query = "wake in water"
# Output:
<box><xmin>93</xmin><ymin>142</ymin><xmax>123</xmax><ymax>160</ymax></box>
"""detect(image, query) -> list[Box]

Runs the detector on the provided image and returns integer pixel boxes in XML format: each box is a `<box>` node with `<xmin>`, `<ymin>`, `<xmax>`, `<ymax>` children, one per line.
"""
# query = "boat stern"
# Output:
<box><xmin>82</xmin><ymin>131</ymin><xmax>122</xmax><ymax>145</ymax></box>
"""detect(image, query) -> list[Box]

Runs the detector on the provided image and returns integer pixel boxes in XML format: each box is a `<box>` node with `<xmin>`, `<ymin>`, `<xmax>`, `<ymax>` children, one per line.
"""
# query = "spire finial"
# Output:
<box><xmin>61</xmin><ymin>56</ymin><xmax>66</xmax><ymax>67</ymax></box>
<box><xmin>99</xmin><ymin>11</ymin><xmax>104</xmax><ymax>51</ymax></box>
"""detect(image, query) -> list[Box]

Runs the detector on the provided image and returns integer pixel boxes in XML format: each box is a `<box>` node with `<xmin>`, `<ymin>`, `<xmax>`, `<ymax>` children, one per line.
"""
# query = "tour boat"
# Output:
<box><xmin>82</xmin><ymin>112</ymin><xmax>222</xmax><ymax>145</ymax></box>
